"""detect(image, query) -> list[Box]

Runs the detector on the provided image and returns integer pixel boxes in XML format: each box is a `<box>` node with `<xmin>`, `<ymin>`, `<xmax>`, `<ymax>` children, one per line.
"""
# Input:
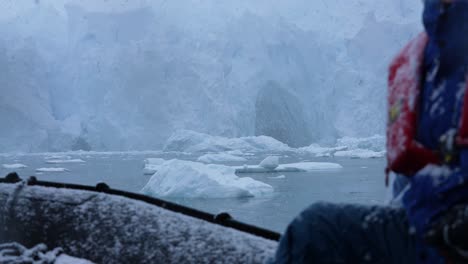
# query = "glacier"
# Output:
<box><xmin>0</xmin><ymin>0</ymin><xmax>422</xmax><ymax>152</ymax></box>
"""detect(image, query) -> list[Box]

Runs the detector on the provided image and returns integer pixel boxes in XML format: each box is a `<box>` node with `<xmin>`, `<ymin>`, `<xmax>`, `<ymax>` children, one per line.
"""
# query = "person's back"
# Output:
<box><xmin>272</xmin><ymin>1</ymin><xmax>468</xmax><ymax>263</ymax></box>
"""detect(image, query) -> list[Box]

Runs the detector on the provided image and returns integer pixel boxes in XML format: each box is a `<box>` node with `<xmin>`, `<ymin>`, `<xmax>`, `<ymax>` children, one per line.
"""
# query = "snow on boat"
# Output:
<box><xmin>0</xmin><ymin>173</ymin><xmax>278</xmax><ymax>264</ymax></box>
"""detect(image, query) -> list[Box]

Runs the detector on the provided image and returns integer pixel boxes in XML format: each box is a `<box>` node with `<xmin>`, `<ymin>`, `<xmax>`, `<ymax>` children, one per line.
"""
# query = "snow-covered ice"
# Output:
<box><xmin>2</xmin><ymin>163</ymin><xmax>27</xmax><ymax>169</ymax></box>
<box><xmin>143</xmin><ymin>158</ymin><xmax>166</xmax><ymax>175</ymax></box>
<box><xmin>334</xmin><ymin>149</ymin><xmax>385</xmax><ymax>159</ymax></box>
<box><xmin>259</xmin><ymin>156</ymin><xmax>279</xmax><ymax>170</ymax></box>
<box><xmin>45</xmin><ymin>159</ymin><xmax>86</xmax><ymax>164</ymax></box>
<box><xmin>141</xmin><ymin>159</ymin><xmax>273</xmax><ymax>198</ymax></box>
<box><xmin>297</xmin><ymin>144</ymin><xmax>348</xmax><ymax>157</ymax></box>
<box><xmin>197</xmin><ymin>153</ymin><xmax>247</xmax><ymax>164</ymax></box>
<box><xmin>336</xmin><ymin>135</ymin><xmax>385</xmax><ymax>152</ymax></box>
<box><xmin>235</xmin><ymin>162</ymin><xmax>342</xmax><ymax>173</ymax></box>
<box><xmin>164</xmin><ymin>130</ymin><xmax>291</xmax><ymax>153</ymax></box>
<box><xmin>36</xmin><ymin>168</ymin><xmax>70</xmax><ymax>173</ymax></box>
<box><xmin>269</xmin><ymin>175</ymin><xmax>286</xmax><ymax>179</ymax></box>
<box><xmin>45</xmin><ymin>155</ymin><xmax>72</xmax><ymax>160</ymax></box>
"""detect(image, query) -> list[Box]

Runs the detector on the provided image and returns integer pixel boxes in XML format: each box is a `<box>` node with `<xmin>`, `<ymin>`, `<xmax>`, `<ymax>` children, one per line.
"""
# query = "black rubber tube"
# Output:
<box><xmin>0</xmin><ymin>173</ymin><xmax>281</xmax><ymax>241</ymax></box>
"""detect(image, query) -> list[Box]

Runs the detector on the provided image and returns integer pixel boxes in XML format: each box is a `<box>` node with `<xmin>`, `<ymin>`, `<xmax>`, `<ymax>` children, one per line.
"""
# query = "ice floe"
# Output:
<box><xmin>36</xmin><ymin>168</ymin><xmax>70</xmax><ymax>173</ymax></box>
<box><xmin>143</xmin><ymin>158</ymin><xmax>166</xmax><ymax>175</ymax></box>
<box><xmin>45</xmin><ymin>159</ymin><xmax>86</xmax><ymax>164</ymax></box>
<box><xmin>163</xmin><ymin>130</ymin><xmax>291</xmax><ymax>153</ymax></box>
<box><xmin>259</xmin><ymin>156</ymin><xmax>279</xmax><ymax>170</ymax></box>
<box><xmin>2</xmin><ymin>163</ymin><xmax>27</xmax><ymax>169</ymax></box>
<box><xmin>141</xmin><ymin>159</ymin><xmax>273</xmax><ymax>198</ymax></box>
<box><xmin>197</xmin><ymin>153</ymin><xmax>247</xmax><ymax>164</ymax></box>
<box><xmin>336</xmin><ymin>135</ymin><xmax>385</xmax><ymax>152</ymax></box>
<box><xmin>235</xmin><ymin>161</ymin><xmax>342</xmax><ymax>173</ymax></box>
<box><xmin>297</xmin><ymin>144</ymin><xmax>348</xmax><ymax>157</ymax></box>
<box><xmin>334</xmin><ymin>149</ymin><xmax>385</xmax><ymax>159</ymax></box>
<box><xmin>269</xmin><ymin>175</ymin><xmax>286</xmax><ymax>179</ymax></box>
<box><xmin>298</xmin><ymin>135</ymin><xmax>386</xmax><ymax>159</ymax></box>
<box><xmin>45</xmin><ymin>155</ymin><xmax>72</xmax><ymax>160</ymax></box>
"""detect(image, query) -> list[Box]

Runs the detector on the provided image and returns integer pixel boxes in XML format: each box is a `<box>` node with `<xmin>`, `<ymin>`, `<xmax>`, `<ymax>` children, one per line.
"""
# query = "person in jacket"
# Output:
<box><xmin>273</xmin><ymin>0</ymin><xmax>468</xmax><ymax>263</ymax></box>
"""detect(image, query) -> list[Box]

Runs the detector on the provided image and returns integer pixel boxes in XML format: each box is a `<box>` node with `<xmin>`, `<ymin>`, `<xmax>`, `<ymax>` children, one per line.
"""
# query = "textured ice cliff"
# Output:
<box><xmin>0</xmin><ymin>0</ymin><xmax>422</xmax><ymax>152</ymax></box>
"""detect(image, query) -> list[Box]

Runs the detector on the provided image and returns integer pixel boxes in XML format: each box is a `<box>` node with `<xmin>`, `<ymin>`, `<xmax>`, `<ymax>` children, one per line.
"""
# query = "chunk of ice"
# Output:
<box><xmin>141</xmin><ymin>159</ymin><xmax>273</xmax><ymax>198</ymax></box>
<box><xmin>2</xmin><ymin>164</ymin><xmax>27</xmax><ymax>169</ymax></box>
<box><xmin>45</xmin><ymin>159</ymin><xmax>85</xmax><ymax>164</ymax></box>
<box><xmin>197</xmin><ymin>153</ymin><xmax>247</xmax><ymax>164</ymax></box>
<box><xmin>36</xmin><ymin>168</ymin><xmax>70</xmax><ymax>172</ymax></box>
<box><xmin>235</xmin><ymin>162</ymin><xmax>342</xmax><ymax>173</ymax></box>
<box><xmin>259</xmin><ymin>156</ymin><xmax>279</xmax><ymax>170</ymax></box>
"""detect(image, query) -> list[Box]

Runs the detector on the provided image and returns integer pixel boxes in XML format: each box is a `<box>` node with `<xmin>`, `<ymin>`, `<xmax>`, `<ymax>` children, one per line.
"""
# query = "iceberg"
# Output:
<box><xmin>2</xmin><ymin>164</ymin><xmax>27</xmax><ymax>169</ymax></box>
<box><xmin>235</xmin><ymin>162</ymin><xmax>342</xmax><ymax>174</ymax></box>
<box><xmin>334</xmin><ymin>149</ymin><xmax>385</xmax><ymax>159</ymax></box>
<box><xmin>197</xmin><ymin>153</ymin><xmax>247</xmax><ymax>164</ymax></box>
<box><xmin>259</xmin><ymin>156</ymin><xmax>279</xmax><ymax>170</ymax></box>
<box><xmin>141</xmin><ymin>159</ymin><xmax>273</xmax><ymax>198</ymax></box>
<box><xmin>163</xmin><ymin>130</ymin><xmax>291</xmax><ymax>153</ymax></box>
<box><xmin>297</xmin><ymin>144</ymin><xmax>348</xmax><ymax>157</ymax></box>
<box><xmin>336</xmin><ymin>135</ymin><xmax>385</xmax><ymax>152</ymax></box>
<box><xmin>45</xmin><ymin>159</ymin><xmax>85</xmax><ymax>164</ymax></box>
<box><xmin>143</xmin><ymin>158</ymin><xmax>166</xmax><ymax>175</ymax></box>
<box><xmin>298</xmin><ymin>135</ymin><xmax>386</xmax><ymax>158</ymax></box>
<box><xmin>269</xmin><ymin>175</ymin><xmax>286</xmax><ymax>179</ymax></box>
<box><xmin>36</xmin><ymin>168</ymin><xmax>70</xmax><ymax>173</ymax></box>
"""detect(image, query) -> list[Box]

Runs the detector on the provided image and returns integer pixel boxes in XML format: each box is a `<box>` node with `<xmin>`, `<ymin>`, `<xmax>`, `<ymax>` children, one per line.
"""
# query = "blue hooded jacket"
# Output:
<box><xmin>403</xmin><ymin>0</ymin><xmax>468</xmax><ymax>261</ymax></box>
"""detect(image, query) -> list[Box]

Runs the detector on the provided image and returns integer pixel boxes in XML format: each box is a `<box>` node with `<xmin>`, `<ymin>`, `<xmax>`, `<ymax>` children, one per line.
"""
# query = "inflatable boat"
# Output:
<box><xmin>0</xmin><ymin>173</ymin><xmax>279</xmax><ymax>263</ymax></box>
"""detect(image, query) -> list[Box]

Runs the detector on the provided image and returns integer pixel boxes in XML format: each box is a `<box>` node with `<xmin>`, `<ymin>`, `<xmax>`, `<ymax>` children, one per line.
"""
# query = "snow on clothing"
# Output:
<box><xmin>403</xmin><ymin>1</ymin><xmax>468</xmax><ymax>262</ymax></box>
<box><xmin>273</xmin><ymin>2</ymin><xmax>468</xmax><ymax>263</ymax></box>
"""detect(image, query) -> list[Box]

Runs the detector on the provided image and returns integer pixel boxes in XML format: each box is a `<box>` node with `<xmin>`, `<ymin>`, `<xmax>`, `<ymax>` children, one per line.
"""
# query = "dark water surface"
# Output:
<box><xmin>0</xmin><ymin>152</ymin><xmax>386</xmax><ymax>233</ymax></box>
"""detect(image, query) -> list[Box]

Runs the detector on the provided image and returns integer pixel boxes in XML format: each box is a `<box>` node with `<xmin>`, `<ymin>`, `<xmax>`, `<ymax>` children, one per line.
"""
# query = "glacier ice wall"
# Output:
<box><xmin>0</xmin><ymin>0</ymin><xmax>422</xmax><ymax>152</ymax></box>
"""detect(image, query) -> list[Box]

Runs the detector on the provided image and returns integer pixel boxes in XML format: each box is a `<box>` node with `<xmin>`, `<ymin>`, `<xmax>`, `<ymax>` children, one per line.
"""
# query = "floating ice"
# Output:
<box><xmin>297</xmin><ymin>144</ymin><xmax>348</xmax><ymax>157</ymax></box>
<box><xmin>298</xmin><ymin>135</ymin><xmax>385</xmax><ymax>158</ymax></box>
<box><xmin>269</xmin><ymin>175</ymin><xmax>286</xmax><ymax>179</ymax></box>
<box><xmin>336</xmin><ymin>135</ymin><xmax>385</xmax><ymax>152</ymax></box>
<box><xmin>36</xmin><ymin>168</ymin><xmax>70</xmax><ymax>173</ymax></box>
<box><xmin>141</xmin><ymin>159</ymin><xmax>273</xmax><ymax>198</ymax></box>
<box><xmin>45</xmin><ymin>155</ymin><xmax>72</xmax><ymax>160</ymax></box>
<box><xmin>143</xmin><ymin>158</ymin><xmax>166</xmax><ymax>175</ymax></box>
<box><xmin>259</xmin><ymin>156</ymin><xmax>279</xmax><ymax>170</ymax></box>
<box><xmin>45</xmin><ymin>159</ymin><xmax>86</xmax><ymax>164</ymax></box>
<box><xmin>235</xmin><ymin>162</ymin><xmax>342</xmax><ymax>173</ymax></box>
<box><xmin>334</xmin><ymin>149</ymin><xmax>385</xmax><ymax>159</ymax></box>
<box><xmin>197</xmin><ymin>153</ymin><xmax>247</xmax><ymax>164</ymax></box>
<box><xmin>2</xmin><ymin>164</ymin><xmax>27</xmax><ymax>169</ymax></box>
<box><xmin>164</xmin><ymin>130</ymin><xmax>291</xmax><ymax>153</ymax></box>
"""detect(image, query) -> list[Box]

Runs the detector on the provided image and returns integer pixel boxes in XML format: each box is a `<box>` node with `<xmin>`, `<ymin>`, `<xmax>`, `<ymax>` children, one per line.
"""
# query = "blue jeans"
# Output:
<box><xmin>273</xmin><ymin>203</ymin><xmax>418</xmax><ymax>264</ymax></box>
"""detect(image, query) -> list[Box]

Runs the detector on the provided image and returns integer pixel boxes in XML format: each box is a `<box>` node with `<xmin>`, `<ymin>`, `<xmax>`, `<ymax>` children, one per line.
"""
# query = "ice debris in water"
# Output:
<box><xmin>334</xmin><ymin>149</ymin><xmax>385</xmax><ymax>159</ymax></box>
<box><xmin>45</xmin><ymin>155</ymin><xmax>72</xmax><ymax>160</ymax></box>
<box><xmin>143</xmin><ymin>158</ymin><xmax>166</xmax><ymax>175</ymax></box>
<box><xmin>141</xmin><ymin>159</ymin><xmax>273</xmax><ymax>198</ymax></box>
<box><xmin>268</xmin><ymin>175</ymin><xmax>286</xmax><ymax>179</ymax></box>
<box><xmin>298</xmin><ymin>135</ymin><xmax>386</xmax><ymax>158</ymax></box>
<box><xmin>259</xmin><ymin>156</ymin><xmax>280</xmax><ymax>170</ymax></box>
<box><xmin>36</xmin><ymin>168</ymin><xmax>70</xmax><ymax>173</ymax></box>
<box><xmin>197</xmin><ymin>152</ymin><xmax>247</xmax><ymax>164</ymax></box>
<box><xmin>2</xmin><ymin>164</ymin><xmax>27</xmax><ymax>169</ymax></box>
<box><xmin>164</xmin><ymin>130</ymin><xmax>291</xmax><ymax>153</ymax></box>
<box><xmin>45</xmin><ymin>159</ymin><xmax>85</xmax><ymax>164</ymax></box>
<box><xmin>235</xmin><ymin>162</ymin><xmax>342</xmax><ymax>173</ymax></box>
